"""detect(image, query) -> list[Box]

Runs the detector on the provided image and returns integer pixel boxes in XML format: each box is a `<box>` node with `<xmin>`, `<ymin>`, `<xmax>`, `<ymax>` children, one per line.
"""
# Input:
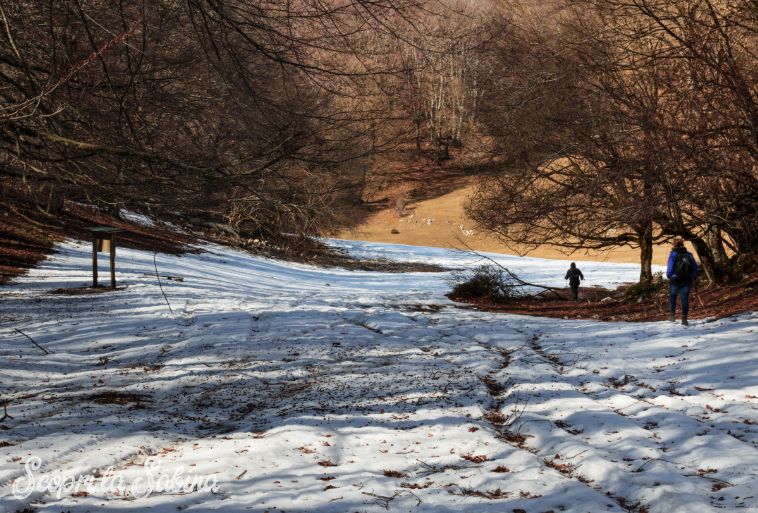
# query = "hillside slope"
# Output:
<box><xmin>340</xmin><ymin>180</ymin><xmax>672</xmax><ymax>265</ymax></box>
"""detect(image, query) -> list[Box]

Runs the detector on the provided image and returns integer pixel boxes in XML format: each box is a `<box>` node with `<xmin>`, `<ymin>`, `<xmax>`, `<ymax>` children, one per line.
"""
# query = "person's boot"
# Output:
<box><xmin>668</xmin><ymin>313</ymin><xmax>676</xmax><ymax>322</ymax></box>
<box><xmin>682</xmin><ymin>316</ymin><xmax>688</xmax><ymax>326</ymax></box>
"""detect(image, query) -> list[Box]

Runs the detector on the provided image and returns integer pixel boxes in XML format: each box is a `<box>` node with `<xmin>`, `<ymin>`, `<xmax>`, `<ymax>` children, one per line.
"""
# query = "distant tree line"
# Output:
<box><xmin>468</xmin><ymin>0</ymin><xmax>757</xmax><ymax>283</ymax></box>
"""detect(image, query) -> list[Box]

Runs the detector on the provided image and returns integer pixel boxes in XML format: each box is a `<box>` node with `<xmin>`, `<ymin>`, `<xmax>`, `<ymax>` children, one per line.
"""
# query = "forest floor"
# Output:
<box><xmin>0</xmin><ymin>202</ymin><xmax>189</xmax><ymax>285</ymax></box>
<box><xmin>452</xmin><ymin>278</ymin><xmax>758</xmax><ymax>323</ymax></box>
<box><xmin>0</xmin><ymin>239</ymin><xmax>756</xmax><ymax>513</ymax></box>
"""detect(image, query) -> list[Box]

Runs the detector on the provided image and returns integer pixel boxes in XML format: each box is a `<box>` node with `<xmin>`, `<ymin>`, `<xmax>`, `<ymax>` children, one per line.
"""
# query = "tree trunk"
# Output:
<box><xmin>432</xmin><ymin>131</ymin><xmax>442</xmax><ymax>165</ymax></box>
<box><xmin>45</xmin><ymin>185</ymin><xmax>65</xmax><ymax>215</ymax></box>
<box><xmin>660</xmin><ymin>218</ymin><xmax>727</xmax><ymax>284</ymax></box>
<box><xmin>638</xmin><ymin>224</ymin><xmax>653</xmax><ymax>283</ymax></box>
<box><xmin>705</xmin><ymin>227</ymin><xmax>729</xmax><ymax>269</ymax></box>
<box><xmin>109</xmin><ymin>204</ymin><xmax>122</xmax><ymax>220</ymax></box>
<box><xmin>689</xmin><ymin>236</ymin><xmax>722</xmax><ymax>284</ymax></box>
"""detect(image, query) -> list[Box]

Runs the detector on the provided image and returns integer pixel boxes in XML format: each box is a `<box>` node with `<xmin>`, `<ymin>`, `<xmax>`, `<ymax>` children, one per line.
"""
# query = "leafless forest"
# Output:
<box><xmin>1</xmin><ymin>0</ymin><xmax>756</xmax><ymax>283</ymax></box>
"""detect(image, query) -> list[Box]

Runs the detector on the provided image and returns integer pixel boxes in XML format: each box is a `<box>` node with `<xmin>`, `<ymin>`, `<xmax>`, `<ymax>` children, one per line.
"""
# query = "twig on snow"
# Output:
<box><xmin>362</xmin><ymin>490</ymin><xmax>421</xmax><ymax>509</ymax></box>
<box><xmin>564</xmin><ymin>449</ymin><xmax>589</xmax><ymax>460</ymax></box>
<box><xmin>153</xmin><ymin>251</ymin><xmax>173</xmax><ymax>314</ymax></box>
<box><xmin>0</xmin><ymin>402</ymin><xmax>13</xmax><ymax>421</ymax></box>
<box><xmin>633</xmin><ymin>458</ymin><xmax>733</xmax><ymax>487</ymax></box>
<box><xmin>504</xmin><ymin>393</ymin><xmax>531</xmax><ymax>432</ymax></box>
<box><xmin>13</xmin><ymin>328</ymin><xmax>49</xmax><ymax>354</ymax></box>
<box><xmin>415</xmin><ymin>459</ymin><xmax>479</xmax><ymax>476</ymax></box>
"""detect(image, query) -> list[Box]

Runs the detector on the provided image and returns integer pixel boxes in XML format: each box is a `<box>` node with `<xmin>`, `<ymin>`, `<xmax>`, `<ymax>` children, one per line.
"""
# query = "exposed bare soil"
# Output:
<box><xmin>340</xmin><ymin>153</ymin><xmax>674</xmax><ymax>265</ymax></box>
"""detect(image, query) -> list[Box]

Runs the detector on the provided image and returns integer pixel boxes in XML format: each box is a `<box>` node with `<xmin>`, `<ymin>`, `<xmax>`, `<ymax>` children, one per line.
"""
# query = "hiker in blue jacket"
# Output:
<box><xmin>666</xmin><ymin>239</ymin><xmax>698</xmax><ymax>326</ymax></box>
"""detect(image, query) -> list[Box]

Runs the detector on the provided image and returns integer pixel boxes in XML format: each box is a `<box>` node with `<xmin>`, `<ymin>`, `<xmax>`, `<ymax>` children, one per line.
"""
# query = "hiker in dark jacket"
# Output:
<box><xmin>564</xmin><ymin>262</ymin><xmax>584</xmax><ymax>301</ymax></box>
<box><xmin>666</xmin><ymin>239</ymin><xmax>698</xmax><ymax>326</ymax></box>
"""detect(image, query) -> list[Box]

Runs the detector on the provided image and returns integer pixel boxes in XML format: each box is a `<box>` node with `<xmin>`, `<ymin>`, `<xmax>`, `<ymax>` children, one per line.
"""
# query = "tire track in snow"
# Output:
<box><xmin>528</xmin><ymin>329</ymin><xmax>755</xmax><ymax>447</ymax></box>
<box><xmin>475</xmin><ymin>335</ymin><xmax>648</xmax><ymax>513</ymax></box>
<box><xmin>514</xmin><ymin>328</ymin><xmax>755</xmax><ymax>511</ymax></box>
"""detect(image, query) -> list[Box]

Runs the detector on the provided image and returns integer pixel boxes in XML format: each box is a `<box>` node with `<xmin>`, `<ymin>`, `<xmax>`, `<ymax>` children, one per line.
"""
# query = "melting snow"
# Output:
<box><xmin>0</xmin><ymin>239</ymin><xmax>755</xmax><ymax>512</ymax></box>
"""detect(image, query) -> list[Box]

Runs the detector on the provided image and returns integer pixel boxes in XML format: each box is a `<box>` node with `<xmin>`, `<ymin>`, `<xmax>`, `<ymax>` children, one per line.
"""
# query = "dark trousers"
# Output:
<box><xmin>570</xmin><ymin>282</ymin><xmax>579</xmax><ymax>301</ymax></box>
<box><xmin>669</xmin><ymin>282</ymin><xmax>691</xmax><ymax>317</ymax></box>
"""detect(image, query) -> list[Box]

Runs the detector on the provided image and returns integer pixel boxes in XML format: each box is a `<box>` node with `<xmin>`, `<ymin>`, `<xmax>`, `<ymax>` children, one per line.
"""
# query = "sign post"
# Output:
<box><xmin>85</xmin><ymin>227</ymin><xmax>124</xmax><ymax>289</ymax></box>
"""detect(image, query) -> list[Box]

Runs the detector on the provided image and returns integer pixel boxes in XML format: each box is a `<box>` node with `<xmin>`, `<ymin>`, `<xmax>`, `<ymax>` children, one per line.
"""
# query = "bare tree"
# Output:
<box><xmin>469</xmin><ymin>0</ymin><xmax>757</xmax><ymax>283</ymax></box>
<box><xmin>0</xmin><ymin>0</ymin><xmax>427</xmax><ymax>241</ymax></box>
<box><xmin>393</xmin><ymin>0</ymin><xmax>493</xmax><ymax>164</ymax></box>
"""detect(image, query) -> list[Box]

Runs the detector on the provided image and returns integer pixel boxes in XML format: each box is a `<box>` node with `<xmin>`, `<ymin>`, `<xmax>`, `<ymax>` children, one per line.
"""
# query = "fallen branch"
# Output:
<box><xmin>453</xmin><ymin>236</ymin><xmax>565</xmax><ymax>299</ymax></box>
<box><xmin>13</xmin><ymin>328</ymin><xmax>49</xmax><ymax>354</ymax></box>
<box><xmin>205</xmin><ymin>222</ymin><xmax>239</xmax><ymax>238</ymax></box>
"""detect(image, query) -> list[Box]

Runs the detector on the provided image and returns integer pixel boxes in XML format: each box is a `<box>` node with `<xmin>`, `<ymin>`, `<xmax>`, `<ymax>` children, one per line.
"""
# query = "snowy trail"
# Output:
<box><xmin>0</xmin><ymin>240</ymin><xmax>756</xmax><ymax>513</ymax></box>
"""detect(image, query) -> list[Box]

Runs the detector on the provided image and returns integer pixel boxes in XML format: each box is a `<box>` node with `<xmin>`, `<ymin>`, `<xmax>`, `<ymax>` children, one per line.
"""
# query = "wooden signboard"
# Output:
<box><xmin>85</xmin><ymin>227</ymin><xmax>124</xmax><ymax>289</ymax></box>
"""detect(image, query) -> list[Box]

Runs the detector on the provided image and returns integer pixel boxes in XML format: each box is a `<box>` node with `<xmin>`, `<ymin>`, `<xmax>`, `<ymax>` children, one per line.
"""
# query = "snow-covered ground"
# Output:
<box><xmin>0</xmin><ymin>239</ymin><xmax>756</xmax><ymax>513</ymax></box>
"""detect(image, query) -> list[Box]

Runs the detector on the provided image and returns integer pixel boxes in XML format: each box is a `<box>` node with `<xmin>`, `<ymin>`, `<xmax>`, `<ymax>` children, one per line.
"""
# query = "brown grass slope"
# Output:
<box><xmin>340</xmin><ymin>164</ymin><xmax>672</xmax><ymax>265</ymax></box>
